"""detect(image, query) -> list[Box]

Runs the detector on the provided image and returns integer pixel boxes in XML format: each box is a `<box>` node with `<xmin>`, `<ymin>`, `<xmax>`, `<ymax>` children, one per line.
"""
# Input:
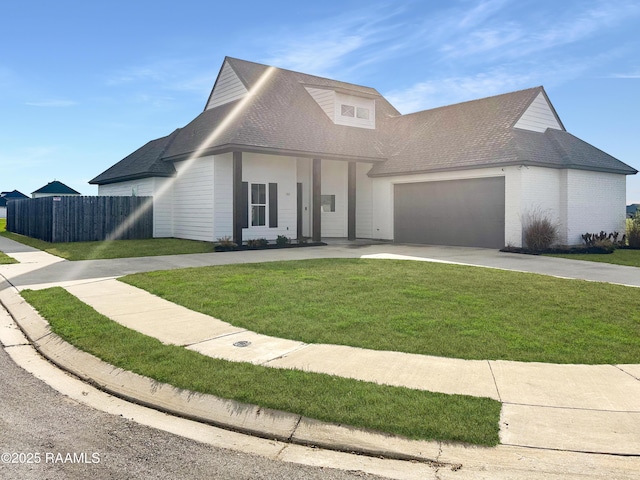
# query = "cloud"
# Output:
<box><xmin>608</xmin><ymin>72</ymin><xmax>640</xmax><ymax>79</ymax></box>
<box><xmin>25</xmin><ymin>99</ymin><xmax>77</xmax><ymax>107</ymax></box>
<box><xmin>385</xmin><ymin>68</ymin><xmax>539</xmax><ymax>114</ymax></box>
<box><xmin>0</xmin><ymin>146</ymin><xmax>56</xmax><ymax>172</ymax></box>
<box><xmin>106</xmin><ymin>57</ymin><xmax>215</xmax><ymax>94</ymax></box>
<box><xmin>264</xmin><ymin>4</ymin><xmax>407</xmax><ymax>77</ymax></box>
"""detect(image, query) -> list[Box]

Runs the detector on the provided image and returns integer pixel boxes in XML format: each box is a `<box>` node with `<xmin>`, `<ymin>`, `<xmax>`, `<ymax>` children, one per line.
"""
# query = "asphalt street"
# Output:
<box><xmin>0</xmin><ymin>337</ymin><xmax>389</xmax><ymax>480</ymax></box>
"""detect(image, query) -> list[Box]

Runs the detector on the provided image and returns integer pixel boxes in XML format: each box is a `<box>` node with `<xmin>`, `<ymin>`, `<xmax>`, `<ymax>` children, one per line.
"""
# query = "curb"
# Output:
<box><xmin>0</xmin><ymin>280</ymin><xmax>447</xmax><ymax>467</ymax></box>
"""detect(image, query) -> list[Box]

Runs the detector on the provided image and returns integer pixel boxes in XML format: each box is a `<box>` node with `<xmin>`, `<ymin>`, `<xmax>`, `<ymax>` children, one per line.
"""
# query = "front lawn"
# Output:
<box><xmin>0</xmin><ymin>219</ymin><xmax>18</xmax><ymax>264</ymax></box>
<box><xmin>0</xmin><ymin>231</ymin><xmax>216</xmax><ymax>260</ymax></box>
<box><xmin>122</xmin><ymin>259</ymin><xmax>640</xmax><ymax>364</ymax></box>
<box><xmin>545</xmin><ymin>248</ymin><xmax>640</xmax><ymax>268</ymax></box>
<box><xmin>22</xmin><ymin>287</ymin><xmax>501</xmax><ymax>446</ymax></box>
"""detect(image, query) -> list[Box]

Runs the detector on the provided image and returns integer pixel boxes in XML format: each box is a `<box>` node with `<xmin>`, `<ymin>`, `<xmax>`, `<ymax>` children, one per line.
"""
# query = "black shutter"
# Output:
<box><xmin>241</xmin><ymin>182</ymin><xmax>249</xmax><ymax>228</ymax></box>
<box><xmin>269</xmin><ymin>183</ymin><xmax>278</xmax><ymax>228</ymax></box>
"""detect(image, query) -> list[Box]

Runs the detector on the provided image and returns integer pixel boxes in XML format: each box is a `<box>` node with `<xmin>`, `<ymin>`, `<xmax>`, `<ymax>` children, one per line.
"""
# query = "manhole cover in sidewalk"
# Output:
<box><xmin>233</xmin><ymin>341</ymin><xmax>251</xmax><ymax>348</ymax></box>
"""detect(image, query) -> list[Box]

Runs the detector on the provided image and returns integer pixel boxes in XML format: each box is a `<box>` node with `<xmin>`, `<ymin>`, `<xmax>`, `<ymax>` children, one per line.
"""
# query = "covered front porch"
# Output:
<box><xmin>230</xmin><ymin>152</ymin><xmax>379</xmax><ymax>246</ymax></box>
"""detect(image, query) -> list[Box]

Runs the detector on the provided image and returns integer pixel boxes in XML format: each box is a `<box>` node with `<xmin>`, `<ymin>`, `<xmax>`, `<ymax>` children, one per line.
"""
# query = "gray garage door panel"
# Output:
<box><xmin>394</xmin><ymin>177</ymin><xmax>505</xmax><ymax>248</ymax></box>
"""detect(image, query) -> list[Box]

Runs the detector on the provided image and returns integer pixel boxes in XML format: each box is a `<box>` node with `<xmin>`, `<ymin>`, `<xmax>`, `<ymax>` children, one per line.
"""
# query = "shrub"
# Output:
<box><xmin>628</xmin><ymin>213</ymin><xmax>640</xmax><ymax>248</ymax></box>
<box><xmin>246</xmin><ymin>238</ymin><xmax>268</xmax><ymax>248</ymax></box>
<box><xmin>522</xmin><ymin>210</ymin><xmax>558</xmax><ymax>252</ymax></box>
<box><xmin>582</xmin><ymin>231</ymin><xmax>625</xmax><ymax>248</ymax></box>
<box><xmin>214</xmin><ymin>236</ymin><xmax>238</xmax><ymax>252</ymax></box>
<box><xmin>276</xmin><ymin>235</ymin><xmax>291</xmax><ymax>246</ymax></box>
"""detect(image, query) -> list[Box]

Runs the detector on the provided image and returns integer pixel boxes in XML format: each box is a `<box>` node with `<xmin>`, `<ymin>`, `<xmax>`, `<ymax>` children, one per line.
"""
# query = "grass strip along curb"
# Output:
<box><xmin>121</xmin><ymin>259</ymin><xmax>640</xmax><ymax>365</ymax></box>
<box><xmin>0</xmin><ymin>231</ymin><xmax>216</xmax><ymax>260</ymax></box>
<box><xmin>22</xmin><ymin>287</ymin><xmax>501</xmax><ymax>446</ymax></box>
<box><xmin>545</xmin><ymin>249</ymin><xmax>640</xmax><ymax>268</ymax></box>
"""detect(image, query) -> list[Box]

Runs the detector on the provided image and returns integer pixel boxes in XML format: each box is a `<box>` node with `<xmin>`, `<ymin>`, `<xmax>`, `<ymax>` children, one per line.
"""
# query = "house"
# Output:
<box><xmin>90</xmin><ymin>57</ymin><xmax>637</xmax><ymax>248</ymax></box>
<box><xmin>628</xmin><ymin>204</ymin><xmax>639</xmax><ymax>218</ymax></box>
<box><xmin>32</xmin><ymin>180</ymin><xmax>81</xmax><ymax>198</ymax></box>
<box><xmin>0</xmin><ymin>190</ymin><xmax>29</xmax><ymax>219</ymax></box>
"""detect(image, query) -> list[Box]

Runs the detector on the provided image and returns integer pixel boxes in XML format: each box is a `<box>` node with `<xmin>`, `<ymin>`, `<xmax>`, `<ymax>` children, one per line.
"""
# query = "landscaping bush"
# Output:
<box><xmin>628</xmin><ymin>213</ymin><xmax>640</xmax><ymax>248</ymax></box>
<box><xmin>276</xmin><ymin>235</ymin><xmax>291</xmax><ymax>246</ymax></box>
<box><xmin>214</xmin><ymin>236</ymin><xmax>238</xmax><ymax>252</ymax></box>
<box><xmin>522</xmin><ymin>210</ymin><xmax>558</xmax><ymax>252</ymax></box>
<box><xmin>246</xmin><ymin>238</ymin><xmax>268</xmax><ymax>248</ymax></box>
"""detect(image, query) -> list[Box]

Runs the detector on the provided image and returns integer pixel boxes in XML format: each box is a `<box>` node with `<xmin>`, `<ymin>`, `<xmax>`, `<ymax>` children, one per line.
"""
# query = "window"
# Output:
<box><xmin>340</xmin><ymin>104</ymin><xmax>355</xmax><ymax>117</ymax></box>
<box><xmin>341</xmin><ymin>104</ymin><xmax>370</xmax><ymax>120</ymax></box>
<box><xmin>321</xmin><ymin>195</ymin><xmax>335</xmax><ymax>212</ymax></box>
<box><xmin>356</xmin><ymin>106</ymin><xmax>369</xmax><ymax>120</ymax></box>
<box><xmin>251</xmin><ymin>183</ymin><xmax>266</xmax><ymax>226</ymax></box>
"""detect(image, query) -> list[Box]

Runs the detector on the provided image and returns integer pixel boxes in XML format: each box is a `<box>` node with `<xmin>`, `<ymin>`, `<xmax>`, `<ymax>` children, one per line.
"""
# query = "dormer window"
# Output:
<box><xmin>340</xmin><ymin>104</ymin><xmax>370</xmax><ymax>120</ymax></box>
<box><xmin>341</xmin><ymin>104</ymin><xmax>355</xmax><ymax>117</ymax></box>
<box><xmin>304</xmin><ymin>86</ymin><xmax>376</xmax><ymax>129</ymax></box>
<box><xmin>356</xmin><ymin>107</ymin><xmax>370</xmax><ymax>120</ymax></box>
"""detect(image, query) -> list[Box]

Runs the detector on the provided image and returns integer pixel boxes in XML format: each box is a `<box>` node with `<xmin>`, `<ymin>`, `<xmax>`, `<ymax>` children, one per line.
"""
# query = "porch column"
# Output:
<box><xmin>312</xmin><ymin>158</ymin><xmax>321</xmax><ymax>242</ymax></box>
<box><xmin>232</xmin><ymin>151</ymin><xmax>243</xmax><ymax>245</ymax></box>
<box><xmin>348</xmin><ymin>161</ymin><xmax>356</xmax><ymax>240</ymax></box>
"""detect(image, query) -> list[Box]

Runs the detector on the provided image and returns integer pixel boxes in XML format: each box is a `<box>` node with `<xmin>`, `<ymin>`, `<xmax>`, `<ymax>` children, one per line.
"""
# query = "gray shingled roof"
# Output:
<box><xmin>90</xmin><ymin>131</ymin><xmax>178</xmax><ymax>185</ymax></box>
<box><xmin>160</xmin><ymin>57</ymin><xmax>399</xmax><ymax>162</ymax></box>
<box><xmin>91</xmin><ymin>57</ymin><xmax>636</xmax><ymax>185</ymax></box>
<box><xmin>369</xmin><ymin>86</ymin><xmax>636</xmax><ymax>176</ymax></box>
<box><xmin>513</xmin><ymin>128</ymin><xmax>636</xmax><ymax>174</ymax></box>
<box><xmin>32</xmin><ymin>180</ymin><xmax>81</xmax><ymax>195</ymax></box>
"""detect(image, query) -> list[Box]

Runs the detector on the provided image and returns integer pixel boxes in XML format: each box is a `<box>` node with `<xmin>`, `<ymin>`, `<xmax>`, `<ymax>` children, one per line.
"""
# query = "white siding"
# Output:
<box><xmin>213</xmin><ymin>153</ymin><xmax>233</xmax><ymax>240</ymax></box>
<box><xmin>0</xmin><ymin>206</ymin><xmax>6</xmax><ymax>219</ymax></box>
<box><xmin>564</xmin><ymin>170</ymin><xmax>626</xmax><ymax>245</ymax></box>
<box><xmin>518</xmin><ymin>166</ymin><xmax>563</xmax><ymax>245</ymax></box>
<box><xmin>304</xmin><ymin>87</ymin><xmax>335</xmax><ymax>121</ymax></box>
<box><xmin>205</xmin><ymin>61</ymin><xmax>248</xmax><ymax>110</ymax></box>
<box><xmin>151</xmin><ymin>177</ymin><xmax>174</xmax><ymax>237</ymax></box>
<box><xmin>356</xmin><ymin>163</ymin><xmax>373</xmax><ymax>238</ymax></box>
<box><xmin>514</xmin><ymin>92</ymin><xmax>563</xmax><ymax>132</ymax></box>
<box><xmin>321</xmin><ymin>160</ymin><xmax>348</xmax><ymax>237</ymax></box>
<box><xmin>172</xmin><ymin>157</ymin><xmax>215</xmax><ymax>241</ymax></box>
<box><xmin>242</xmin><ymin>153</ymin><xmax>297</xmax><ymax>240</ymax></box>
<box><xmin>98</xmin><ymin>177</ymin><xmax>173</xmax><ymax>238</ymax></box>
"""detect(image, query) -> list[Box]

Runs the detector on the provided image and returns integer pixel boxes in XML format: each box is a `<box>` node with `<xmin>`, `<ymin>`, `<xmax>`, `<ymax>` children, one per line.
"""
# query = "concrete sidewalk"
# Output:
<box><xmin>1</xmin><ymin>234</ymin><xmax>640</xmax><ymax>473</ymax></box>
<box><xmin>58</xmin><ymin>277</ymin><xmax>640</xmax><ymax>456</ymax></box>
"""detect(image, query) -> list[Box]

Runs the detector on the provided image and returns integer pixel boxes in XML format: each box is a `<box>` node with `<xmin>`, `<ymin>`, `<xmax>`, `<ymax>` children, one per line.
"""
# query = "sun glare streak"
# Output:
<box><xmin>60</xmin><ymin>66</ymin><xmax>277</xmax><ymax>280</ymax></box>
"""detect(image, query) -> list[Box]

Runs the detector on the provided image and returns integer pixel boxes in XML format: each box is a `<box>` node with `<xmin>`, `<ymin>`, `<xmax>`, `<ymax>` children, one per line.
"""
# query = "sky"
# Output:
<box><xmin>2</xmin><ymin>0</ymin><xmax>639</xmax><ymax>203</ymax></box>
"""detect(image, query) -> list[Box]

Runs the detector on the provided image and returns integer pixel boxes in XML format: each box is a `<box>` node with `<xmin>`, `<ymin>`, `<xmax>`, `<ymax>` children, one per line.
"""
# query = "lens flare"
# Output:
<box><xmin>60</xmin><ymin>66</ymin><xmax>277</xmax><ymax>281</ymax></box>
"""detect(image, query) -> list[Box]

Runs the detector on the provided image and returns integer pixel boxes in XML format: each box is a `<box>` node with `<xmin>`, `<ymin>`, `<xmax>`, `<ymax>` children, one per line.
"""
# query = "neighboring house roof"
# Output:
<box><xmin>628</xmin><ymin>204</ymin><xmax>639</xmax><ymax>217</ymax></box>
<box><xmin>90</xmin><ymin>57</ymin><xmax>637</xmax><ymax>185</ymax></box>
<box><xmin>32</xmin><ymin>180</ymin><xmax>81</xmax><ymax>195</ymax></box>
<box><xmin>1</xmin><ymin>190</ymin><xmax>29</xmax><ymax>199</ymax></box>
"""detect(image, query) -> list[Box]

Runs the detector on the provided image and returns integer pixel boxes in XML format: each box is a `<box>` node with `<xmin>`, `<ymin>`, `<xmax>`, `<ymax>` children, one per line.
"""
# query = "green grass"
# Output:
<box><xmin>545</xmin><ymin>248</ymin><xmax>640</xmax><ymax>268</ymax></box>
<box><xmin>21</xmin><ymin>287</ymin><xmax>501</xmax><ymax>446</ymax></box>
<box><xmin>122</xmin><ymin>259</ymin><xmax>640</xmax><ymax>364</ymax></box>
<box><xmin>0</xmin><ymin>230</ymin><xmax>216</xmax><ymax>260</ymax></box>
<box><xmin>0</xmin><ymin>218</ymin><xmax>18</xmax><ymax>264</ymax></box>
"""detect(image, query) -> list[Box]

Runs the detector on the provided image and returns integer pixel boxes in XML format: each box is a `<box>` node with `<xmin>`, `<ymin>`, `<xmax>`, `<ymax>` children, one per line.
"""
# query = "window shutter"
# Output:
<box><xmin>241</xmin><ymin>182</ymin><xmax>249</xmax><ymax>228</ymax></box>
<box><xmin>269</xmin><ymin>183</ymin><xmax>278</xmax><ymax>228</ymax></box>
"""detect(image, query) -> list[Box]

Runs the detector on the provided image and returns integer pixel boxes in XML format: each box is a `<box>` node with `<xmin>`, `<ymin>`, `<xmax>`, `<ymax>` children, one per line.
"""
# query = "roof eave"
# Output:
<box><xmin>368</xmin><ymin>160</ymin><xmax>638</xmax><ymax>177</ymax></box>
<box><xmin>89</xmin><ymin>172</ymin><xmax>176</xmax><ymax>186</ymax></box>
<box><xmin>163</xmin><ymin>143</ymin><xmax>387</xmax><ymax>164</ymax></box>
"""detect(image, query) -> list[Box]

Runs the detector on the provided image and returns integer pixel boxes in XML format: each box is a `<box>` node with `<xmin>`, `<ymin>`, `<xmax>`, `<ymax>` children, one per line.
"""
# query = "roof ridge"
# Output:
<box><xmin>225</xmin><ymin>56</ymin><xmax>381</xmax><ymax>95</ymax></box>
<box><xmin>397</xmin><ymin>86</ymin><xmax>544</xmax><ymax>119</ymax></box>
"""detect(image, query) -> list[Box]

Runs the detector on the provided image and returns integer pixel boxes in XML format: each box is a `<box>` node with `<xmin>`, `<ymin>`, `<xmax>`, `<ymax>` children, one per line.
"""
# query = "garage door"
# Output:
<box><xmin>394</xmin><ymin>177</ymin><xmax>505</xmax><ymax>248</ymax></box>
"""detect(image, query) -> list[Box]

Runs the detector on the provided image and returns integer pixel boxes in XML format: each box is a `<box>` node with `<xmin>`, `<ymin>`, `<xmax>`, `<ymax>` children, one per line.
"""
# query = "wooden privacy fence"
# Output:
<box><xmin>7</xmin><ymin>196</ymin><xmax>153</xmax><ymax>243</ymax></box>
